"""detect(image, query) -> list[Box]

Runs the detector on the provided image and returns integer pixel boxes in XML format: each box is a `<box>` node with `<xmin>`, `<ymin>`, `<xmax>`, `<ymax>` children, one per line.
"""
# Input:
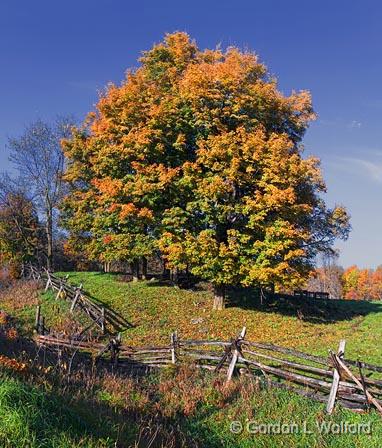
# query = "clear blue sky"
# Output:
<box><xmin>1</xmin><ymin>0</ymin><xmax>381</xmax><ymax>268</ymax></box>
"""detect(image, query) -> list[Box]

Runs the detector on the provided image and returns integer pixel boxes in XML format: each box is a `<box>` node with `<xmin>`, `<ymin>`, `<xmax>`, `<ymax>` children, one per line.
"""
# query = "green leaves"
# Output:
<box><xmin>62</xmin><ymin>32</ymin><xmax>350</xmax><ymax>298</ymax></box>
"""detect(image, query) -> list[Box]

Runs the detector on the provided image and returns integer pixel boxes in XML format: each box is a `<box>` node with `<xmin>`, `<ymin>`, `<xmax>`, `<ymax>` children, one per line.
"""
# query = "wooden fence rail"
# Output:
<box><xmin>24</xmin><ymin>264</ymin><xmax>382</xmax><ymax>415</ymax></box>
<box><xmin>25</xmin><ymin>265</ymin><xmax>132</xmax><ymax>335</ymax></box>
<box><xmin>35</xmin><ymin>328</ymin><xmax>382</xmax><ymax>416</ymax></box>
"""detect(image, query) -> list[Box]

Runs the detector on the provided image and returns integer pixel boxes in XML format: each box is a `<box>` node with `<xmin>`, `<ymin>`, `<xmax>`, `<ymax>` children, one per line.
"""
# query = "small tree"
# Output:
<box><xmin>0</xmin><ymin>183</ymin><xmax>41</xmax><ymax>274</ymax></box>
<box><xmin>8</xmin><ymin>117</ymin><xmax>74</xmax><ymax>270</ymax></box>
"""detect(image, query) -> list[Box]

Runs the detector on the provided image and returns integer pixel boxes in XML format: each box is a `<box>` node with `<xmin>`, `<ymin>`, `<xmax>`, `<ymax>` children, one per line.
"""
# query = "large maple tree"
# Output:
<box><xmin>63</xmin><ymin>32</ymin><xmax>350</xmax><ymax>308</ymax></box>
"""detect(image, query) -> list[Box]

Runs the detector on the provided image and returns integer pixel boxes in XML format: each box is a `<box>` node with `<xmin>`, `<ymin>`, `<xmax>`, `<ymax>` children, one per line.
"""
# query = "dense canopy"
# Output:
<box><xmin>62</xmin><ymin>32</ymin><xmax>350</xmax><ymax>309</ymax></box>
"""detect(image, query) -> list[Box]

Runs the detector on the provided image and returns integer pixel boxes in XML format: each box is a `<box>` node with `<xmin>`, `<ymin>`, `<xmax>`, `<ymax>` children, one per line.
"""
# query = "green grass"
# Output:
<box><xmin>0</xmin><ymin>371</ymin><xmax>136</xmax><ymax>448</ymax></box>
<box><xmin>3</xmin><ymin>272</ymin><xmax>382</xmax><ymax>447</ymax></box>
<box><xmin>184</xmin><ymin>386</ymin><xmax>382</xmax><ymax>448</ymax></box>
<box><xmin>95</xmin><ymin>365</ymin><xmax>382</xmax><ymax>448</ymax></box>
<box><xmin>3</xmin><ymin>363</ymin><xmax>382</xmax><ymax>448</ymax></box>
<box><xmin>51</xmin><ymin>271</ymin><xmax>382</xmax><ymax>365</ymax></box>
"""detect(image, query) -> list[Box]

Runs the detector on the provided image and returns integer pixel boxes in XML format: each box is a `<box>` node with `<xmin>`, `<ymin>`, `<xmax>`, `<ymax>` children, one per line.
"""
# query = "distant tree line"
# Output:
<box><xmin>306</xmin><ymin>256</ymin><xmax>382</xmax><ymax>301</ymax></box>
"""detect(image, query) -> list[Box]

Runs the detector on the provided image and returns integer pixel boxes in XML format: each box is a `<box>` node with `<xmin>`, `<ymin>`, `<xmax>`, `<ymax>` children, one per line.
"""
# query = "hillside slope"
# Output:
<box><xmin>49</xmin><ymin>272</ymin><xmax>382</xmax><ymax>364</ymax></box>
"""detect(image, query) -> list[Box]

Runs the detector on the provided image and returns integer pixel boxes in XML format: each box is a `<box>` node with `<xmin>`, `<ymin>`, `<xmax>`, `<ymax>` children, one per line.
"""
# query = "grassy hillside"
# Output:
<box><xmin>46</xmin><ymin>272</ymin><xmax>382</xmax><ymax>364</ymax></box>
<box><xmin>2</xmin><ymin>273</ymin><xmax>382</xmax><ymax>447</ymax></box>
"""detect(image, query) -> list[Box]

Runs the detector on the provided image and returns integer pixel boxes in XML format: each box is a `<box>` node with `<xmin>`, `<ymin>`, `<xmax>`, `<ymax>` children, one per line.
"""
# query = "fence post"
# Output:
<box><xmin>70</xmin><ymin>284</ymin><xmax>82</xmax><ymax>313</ymax></box>
<box><xmin>226</xmin><ymin>327</ymin><xmax>246</xmax><ymax>384</ymax></box>
<box><xmin>171</xmin><ymin>331</ymin><xmax>178</xmax><ymax>364</ymax></box>
<box><xmin>334</xmin><ymin>353</ymin><xmax>382</xmax><ymax>414</ymax></box>
<box><xmin>44</xmin><ymin>271</ymin><xmax>52</xmax><ymax>291</ymax></box>
<box><xmin>326</xmin><ymin>339</ymin><xmax>346</xmax><ymax>414</ymax></box>
<box><xmin>101</xmin><ymin>307</ymin><xmax>105</xmax><ymax>334</ymax></box>
<box><xmin>35</xmin><ymin>306</ymin><xmax>41</xmax><ymax>333</ymax></box>
<box><xmin>55</xmin><ymin>278</ymin><xmax>64</xmax><ymax>301</ymax></box>
<box><xmin>41</xmin><ymin>316</ymin><xmax>45</xmax><ymax>335</ymax></box>
<box><xmin>110</xmin><ymin>333</ymin><xmax>121</xmax><ymax>366</ymax></box>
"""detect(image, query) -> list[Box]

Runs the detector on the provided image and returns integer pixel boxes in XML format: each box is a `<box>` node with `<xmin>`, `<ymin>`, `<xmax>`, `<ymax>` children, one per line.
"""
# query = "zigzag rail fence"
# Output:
<box><xmin>24</xmin><ymin>264</ymin><xmax>382</xmax><ymax>416</ymax></box>
<box><xmin>25</xmin><ymin>264</ymin><xmax>131</xmax><ymax>335</ymax></box>
<box><xmin>34</xmin><ymin>325</ymin><xmax>382</xmax><ymax>416</ymax></box>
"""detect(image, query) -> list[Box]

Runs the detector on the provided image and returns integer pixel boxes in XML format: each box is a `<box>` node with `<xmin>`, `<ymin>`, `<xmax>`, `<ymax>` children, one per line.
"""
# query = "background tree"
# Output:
<box><xmin>0</xmin><ymin>179</ymin><xmax>41</xmax><ymax>276</ymax></box>
<box><xmin>342</xmin><ymin>265</ymin><xmax>382</xmax><ymax>300</ymax></box>
<box><xmin>62</xmin><ymin>32</ymin><xmax>350</xmax><ymax>309</ymax></box>
<box><xmin>371</xmin><ymin>266</ymin><xmax>382</xmax><ymax>300</ymax></box>
<box><xmin>8</xmin><ymin>117</ymin><xmax>74</xmax><ymax>270</ymax></box>
<box><xmin>306</xmin><ymin>253</ymin><xmax>344</xmax><ymax>298</ymax></box>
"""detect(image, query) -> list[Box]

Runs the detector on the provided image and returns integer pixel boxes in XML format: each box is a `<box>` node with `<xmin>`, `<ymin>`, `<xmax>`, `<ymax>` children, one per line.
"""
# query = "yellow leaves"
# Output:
<box><xmin>174</xmin><ymin>133</ymin><xmax>186</xmax><ymax>151</ymax></box>
<box><xmin>284</xmin><ymin>248</ymin><xmax>306</xmax><ymax>261</ymax></box>
<box><xmin>138</xmin><ymin>207</ymin><xmax>153</xmax><ymax>220</ymax></box>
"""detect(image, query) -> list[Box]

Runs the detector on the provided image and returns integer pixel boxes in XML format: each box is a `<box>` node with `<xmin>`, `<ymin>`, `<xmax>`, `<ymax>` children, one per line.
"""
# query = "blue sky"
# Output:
<box><xmin>1</xmin><ymin>0</ymin><xmax>381</xmax><ymax>267</ymax></box>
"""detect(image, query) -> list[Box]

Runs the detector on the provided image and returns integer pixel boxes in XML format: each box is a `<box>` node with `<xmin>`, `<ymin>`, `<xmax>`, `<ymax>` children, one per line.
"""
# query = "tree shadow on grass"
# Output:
<box><xmin>75</xmin><ymin>292</ymin><xmax>135</xmax><ymax>334</ymax></box>
<box><xmin>225</xmin><ymin>286</ymin><xmax>382</xmax><ymax>324</ymax></box>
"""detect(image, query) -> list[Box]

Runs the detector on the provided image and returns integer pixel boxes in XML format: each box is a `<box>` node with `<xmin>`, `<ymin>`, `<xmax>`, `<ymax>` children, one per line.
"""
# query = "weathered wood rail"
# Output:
<box><xmin>35</xmin><ymin>328</ymin><xmax>382</xmax><ymax>416</ymax></box>
<box><xmin>26</xmin><ymin>265</ymin><xmax>131</xmax><ymax>334</ymax></box>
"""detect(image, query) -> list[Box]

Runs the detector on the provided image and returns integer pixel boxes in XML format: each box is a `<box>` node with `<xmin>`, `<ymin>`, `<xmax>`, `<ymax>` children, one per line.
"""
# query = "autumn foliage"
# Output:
<box><xmin>62</xmin><ymin>32</ymin><xmax>350</xmax><ymax>309</ymax></box>
<box><xmin>0</xmin><ymin>192</ymin><xmax>40</xmax><ymax>277</ymax></box>
<box><xmin>342</xmin><ymin>265</ymin><xmax>382</xmax><ymax>300</ymax></box>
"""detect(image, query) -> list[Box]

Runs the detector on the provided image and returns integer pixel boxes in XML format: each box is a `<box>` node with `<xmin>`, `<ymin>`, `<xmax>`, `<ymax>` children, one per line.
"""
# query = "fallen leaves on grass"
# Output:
<box><xmin>0</xmin><ymin>354</ymin><xmax>27</xmax><ymax>372</ymax></box>
<box><xmin>0</xmin><ymin>280</ymin><xmax>40</xmax><ymax>310</ymax></box>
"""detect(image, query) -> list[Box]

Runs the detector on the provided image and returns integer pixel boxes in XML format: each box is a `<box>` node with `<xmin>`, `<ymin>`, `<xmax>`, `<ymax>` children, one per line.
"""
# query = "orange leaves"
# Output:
<box><xmin>119</xmin><ymin>203</ymin><xmax>137</xmax><ymax>219</ymax></box>
<box><xmin>288</xmin><ymin>89</ymin><xmax>316</xmax><ymax>122</ymax></box>
<box><xmin>0</xmin><ymin>311</ymin><xmax>8</xmax><ymax>325</ymax></box>
<box><xmin>180</xmin><ymin>48</ymin><xmax>264</xmax><ymax>99</ymax></box>
<box><xmin>92</xmin><ymin>178</ymin><xmax>123</xmax><ymax>198</ymax></box>
<box><xmin>103</xmin><ymin>235</ymin><xmax>113</xmax><ymax>244</ymax></box>
<box><xmin>0</xmin><ymin>355</ymin><xmax>27</xmax><ymax>373</ymax></box>
<box><xmin>119</xmin><ymin>204</ymin><xmax>153</xmax><ymax>221</ymax></box>
<box><xmin>61</xmin><ymin>32</ymin><xmax>350</xmax><ymax>296</ymax></box>
<box><xmin>342</xmin><ymin>265</ymin><xmax>382</xmax><ymax>300</ymax></box>
<box><xmin>138</xmin><ymin>208</ymin><xmax>153</xmax><ymax>220</ymax></box>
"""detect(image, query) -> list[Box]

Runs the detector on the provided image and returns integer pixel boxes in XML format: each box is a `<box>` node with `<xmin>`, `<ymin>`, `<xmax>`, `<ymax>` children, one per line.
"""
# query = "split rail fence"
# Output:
<box><xmin>25</xmin><ymin>264</ymin><xmax>382</xmax><ymax>416</ymax></box>
<box><xmin>35</xmin><ymin>327</ymin><xmax>382</xmax><ymax>416</ymax></box>
<box><xmin>26</xmin><ymin>265</ymin><xmax>130</xmax><ymax>334</ymax></box>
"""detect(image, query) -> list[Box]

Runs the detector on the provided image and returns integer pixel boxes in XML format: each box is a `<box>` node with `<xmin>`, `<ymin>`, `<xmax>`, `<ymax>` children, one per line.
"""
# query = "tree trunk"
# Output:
<box><xmin>162</xmin><ymin>260</ymin><xmax>170</xmax><ymax>280</ymax></box>
<box><xmin>171</xmin><ymin>268</ymin><xmax>179</xmax><ymax>285</ymax></box>
<box><xmin>130</xmin><ymin>260</ymin><xmax>139</xmax><ymax>282</ymax></box>
<box><xmin>104</xmin><ymin>262</ymin><xmax>110</xmax><ymax>273</ymax></box>
<box><xmin>141</xmin><ymin>257</ymin><xmax>148</xmax><ymax>280</ymax></box>
<box><xmin>213</xmin><ymin>284</ymin><xmax>226</xmax><ymax>310</ymax></box>
<box><xmin>46</xmin><ymin>206</ymin><xmax>53</xmax><ymax>271</ymax></box>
